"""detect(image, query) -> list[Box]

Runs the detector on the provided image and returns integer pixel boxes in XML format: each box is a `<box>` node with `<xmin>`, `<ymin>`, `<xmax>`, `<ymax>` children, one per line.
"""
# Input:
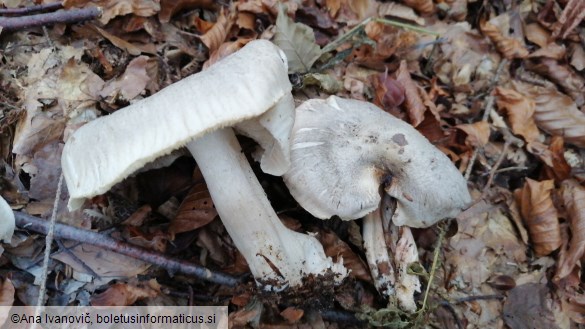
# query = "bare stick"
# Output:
<box><xmin>0</xmin><ymin>7</ymin><xmax>101</xmax><ymax>32</ymax></box>
<box><xmin>13</xmin><ymin>212</ymin><xmax>242</xmax><ymax>286</ymax></box>
<box><xmin>464</xmin><ymin>59</ymin><xmax>509</xmax><ymax>181</ymax></box>
<box><xmin>0</xmin><ymin>3</ymin><xmax>62</xmax><ymax>16</ymax></box>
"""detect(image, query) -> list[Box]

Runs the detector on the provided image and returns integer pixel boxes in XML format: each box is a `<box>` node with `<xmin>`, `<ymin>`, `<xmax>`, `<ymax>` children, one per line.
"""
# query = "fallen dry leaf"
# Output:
<box><xmin>551</xmin><ymin>0</ymin><xmax>585</xmax><ymax>39</ymax></box>
<box><xmin>514</xmin><ymin>179</ymin><xmax>561</xmax><ymax>256</ymax></box>
<box><xmin>524</xmin><ymin>58</ymin><xmax>585</xmax><ymax>106</ymax></box>
<box><xmin>91</xmin><ymin>279</ymin><xmax>161</xmax><ymax>306</ymax></box>
<box><xmin>396</xmin><ymin>60</ymin><xmax>425</xmax><ymax>127</ymax></box>
<box><xmin>280</xmin><ymin>307</ymin><xmax>304</xmax><ymax>324</ymax></box>
<box><xmin>480</xmin><ymin>16</ymin><xmax>528</xmax><ymax>59</ymax></box>
<box><xmin>543</xmin><ymin>136</ymin><xmax>572</xmax><ymax>182</ymax></box>
<box><xmin>402</xmin><ymin>0</ymin><xmax>434</xmax><ymax>16</ymax></box>
<box><xmin>316</xmin><ymin>228</ymin><xmax>371</xmax><ymax>282</ymax></box>
<box><xmin>203</xmin><ymin>38</ymin><xmax>251</xmax><ymax>70</ymax></box>
<box><xmin>273</xmin><ymin>4</ymin><xmax>322</xmax><ymax>73</ymax></box>
<box><xmin>371</xmin><ymin>71</ymin><xmax>405</xmax><ymax>112</ymax></box>
<box><xmin>100</xmin><ymin>55</ymin><xmax>151</xmax><ymax>102</ymax></box>
<box><xmin>503</xmin><ymin>283</ymin><xmax>570</xmax><ymax>329</ymax></box>
<box><xmin>512</xmin><ymin>81</ymin><xmax>585</xmax><ymax>148</ymax></box>
<box><xmin>495</xmin><ymin>87</ymin><xmax>539</xmax><ymax>144</ymax></box>
<box><xmin>455</xmin><ymin>121</ymin><xmax>490</xmax><ymax>148</ymax></box>
<box><xmin>159</xmin><ymin>0</ymin><xmax>214</xmax><ymax>23</ymax></box>
<box><xmin>169</xmin><ymin>182</ymin><xmax>217</xmax><ymax>238</ymax></box>
<box><xmin>0</xmin><ymin>278</ymin><xmax>14</xmax><ymax>306</ymax></box>
<box><xmin>555</xmin><ymin>180</ymin><xmax>585</xmax><ymax>280</ymax></box>
<box><xmin>199</xmin><ymin>8</ymin><xmax>236</xmax><ymax>54</ymax></box>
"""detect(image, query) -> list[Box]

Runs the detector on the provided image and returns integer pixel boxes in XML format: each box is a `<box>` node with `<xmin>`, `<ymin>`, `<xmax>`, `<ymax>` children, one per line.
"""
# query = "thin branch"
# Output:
<box><xmin>464</xmin><ymin>59</ymin><xmax>509</xmax><ymax>181</ymax></box>
<box><xmin>0</xmin><ymin>7</ymin><xmax>101</xmax><ymax>32</ymax></box>
<box><xmin>13</xmin><ymin>211</ymin><xmax>242</xmax><ymax>286</ymax></box>
<box><xmin>0</xmin><ymin>3</ymin><xmax>62</xmax><ymax>16</ymax></box>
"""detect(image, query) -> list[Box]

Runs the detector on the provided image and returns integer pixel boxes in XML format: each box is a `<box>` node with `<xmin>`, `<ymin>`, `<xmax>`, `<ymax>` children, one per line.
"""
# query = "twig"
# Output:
<box><xmin>463</xmin><ymin>59</ymin><xmax>509</xmax><ymax>181</ymax></box>
<box><xmin>0</xmin><ymin>7</ymin><xmax>101</xmax><ymax>32</ymax></box>
<box><xmin>0</xmin><ymin>3</ymin><xmax>62</xmax><ymax>16</ymax></box>
<box><xmin>36</xmin><ymin>173</ymin><xmax>63</xmax><ymax>307</ymax></box>
<box><xmin>55</xmin><ymin>240</ymin><xmax>101</xmax><ymax>278</ymax></box>
<box><xmin>14</xmin><ymin>211</ymin><xmax>242</xmax><ymax>286</ymax></box>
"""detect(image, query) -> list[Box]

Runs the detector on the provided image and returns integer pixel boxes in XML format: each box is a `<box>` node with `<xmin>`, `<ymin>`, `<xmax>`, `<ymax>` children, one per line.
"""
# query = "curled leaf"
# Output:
<box><xmin>396</xmin><ymin>60</ymin><xmax>425</xmax><ymax>127</ymax></box>
<box><xmin>91</xmin><ymin>279</ymin><xmax>161</xmax><ymax>306</ymax></box>
<box><xmin>514</xmin><ymin>179</ymin><xmax>561</xmax><ymax>256</ymax></box>
<box><xmin>455</xmin><ymin>121</ymin><xmax>490</xmax><ymax>148</ymax></box>
<box><xmin>169</xmin><ymin>183</ymin><xmax>217</xmax><ymax>238</ymax></box>
<box><xmin>316</xmin><ymin>228</ymin><xmax>371</xmax><ymax>282</ymax></box>
<box><xmin>199</xmin><ymin>9</ymin><xmax>236</xmax><ymax>54</ymax></box>
<box><xmin>480</xmin><ymin>18</ymin><xmax>528</xmax><ymax>59</ymax></box>
<box><xmin>556</xmin><ymin>180</ymin><xmax>585</xmax><ymax>280</ymax></box>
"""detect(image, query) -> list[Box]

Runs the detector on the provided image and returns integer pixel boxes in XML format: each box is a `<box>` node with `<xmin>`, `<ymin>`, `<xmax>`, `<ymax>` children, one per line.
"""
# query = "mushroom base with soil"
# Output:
<box><xmin>187</xmin><ymin>128</ymin><xmax>347</xmax><ymax>289</ymax></box>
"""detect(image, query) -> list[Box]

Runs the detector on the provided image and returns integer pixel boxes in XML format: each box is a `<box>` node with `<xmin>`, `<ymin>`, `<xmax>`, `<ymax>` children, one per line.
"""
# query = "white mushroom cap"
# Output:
<box><xmin>62</xmin><ymin>40</ymin><xmax>293</xmax><ymax>210</ymax></box>
<box><xmin>284</xmin><ymin>96</ymin><xmax>471</xmax><ymax>228</ymax></box>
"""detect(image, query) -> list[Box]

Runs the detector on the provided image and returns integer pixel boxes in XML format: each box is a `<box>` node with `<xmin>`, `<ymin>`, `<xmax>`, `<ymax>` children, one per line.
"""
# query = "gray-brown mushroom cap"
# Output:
<box><xmin>284</xmin><ymin>96</ymin><xmax>471</xmax><ymax>228</ymax></box>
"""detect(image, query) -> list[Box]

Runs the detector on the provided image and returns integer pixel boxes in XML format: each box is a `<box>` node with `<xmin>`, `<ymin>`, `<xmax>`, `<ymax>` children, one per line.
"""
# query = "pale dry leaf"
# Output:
<box><xmin>100</xmin><ymin>55</ymin><xmax>151</xmax><ymax>102</ymax></box>
<box><xmin>495</xmin><ymin>87</ymin><xmax>540</xmax><ymax>144</ymax></box>
<box><xmin>91</xmin><ymin>279</ymin><xmax>161</xmax><ymax>306</ymax></box>
<box><xmin>514</xmin><ymin>179</ymin><xmax>561</xmax><ymax>256</ymax></box>
<box><xmin>569</xmin><ymin>44</ymin><xmax>585</xmax><ymax>71</ymax></box>
<box><xmin>273</xmin><ymin>4</ymin><xmax>322</xmax><ymax>73</ymax></box>
<box><xmin>555</xmin><ymin>180</ymin><xmax>585</xmax><ymax>280</ymax></box>
<box><xmin>480</xmin><ymin>19</ymin><xmax>528</xmax><ymax>59</ymax></box>
<box><xmin>199</xmin><ymin>8</ymin><xmax>236</xmax><ymax>54</ymax></box>
<box><xmin>93</xmin><ymin>25</ymin><xmax>144</xmax><ymax>56</ymax></box>
<box><xmin>396</xmin><ymin>60</ymin><xmax>425</xmax><ymax>127</ymax></box>
<box><xmin>504</xmin><ymin>283</ymin><xmax>569</xmax><ymax>329</ymax></box>
<box><xmin>524</xmin><ymin>23</ymin><xmax>551</xmax><ymax>48</ymax></box>
<box><xmin>524</xmin><ymin>58</ymin><xmax>585</xmax><ymax>106</ymax></box>
<box><xmin>455</xmin><ymin>121</ymin><xmax>490</xmax><ymax>148</ymax></box>
<box><xmin>57</xmin><ymin>58</ymin><xmax>105</xmax><ymax>118</ymax></box>
<box><xmin>0</xmin><ymin>196</ymin><xmax>15</xmax><ymax>243</ymax></box>
<box><xmin>402</xmin><ymin>0</ymin><xmax>434</xmax><ymax>16</ymax></box>
<box><xmin>169</xmin><ymin>183</ymin><xmax>217</xmax><ymax>238</ymax></box>
<box><xmin>28</xmin><ymin>142</ymin><xmax>63</xmax><ymax>202</ymax></box>
<box><xmin>512</xmin><ymin>81</ymin><xmax>585</xmax><ymax>148</ymax></box>
<box><xmin>52</xmin><ymin>243</ymin><xmax>150</xmax><ymax>280</ymax></box>
<box><xmin>377</xmin><ymin>2</ymin><xmax>425</xmax><ymax>26</ymax></box>
<box><xmin>325</xmin><ymin>0</ymin><xmax>341</xmax><ymax>17</ymax></box>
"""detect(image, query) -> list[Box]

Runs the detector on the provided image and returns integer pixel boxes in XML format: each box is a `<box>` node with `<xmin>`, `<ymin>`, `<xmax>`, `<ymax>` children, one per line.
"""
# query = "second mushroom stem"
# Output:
<box><xmin>186</xmin><ymin>128</ymin><xmax>345</xmax><ymax>288</ymax></box>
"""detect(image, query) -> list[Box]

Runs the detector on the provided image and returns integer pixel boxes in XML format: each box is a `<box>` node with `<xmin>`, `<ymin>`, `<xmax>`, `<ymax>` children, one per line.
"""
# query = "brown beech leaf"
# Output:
<box><xmin>455</xmin><ymin>121</ymin><xmax>490</xmax><ymax>148</ymax></box>
<box><xmin>544</xmin><ymin>136</ymin><xmax>572</xmax><ymax>182</ymax></box>
<box><xmin>555</xmin><ymin>180</ymin><xmax>585</xmax><ymax>280</ymax></box>
<box><xmin>159</xmin><ymin>0</ymin><xmax>214</xmax><ymax>23</ymax></box>
<box><xmin>280</xmin><ymin>307</ymin><xmax>304</xmax><ymax>324</ymax></box>
<box><xmin>123</xmin><ymin>226</ymin><xmax>168</xmax><ymax>253</ymax></box>
<box><xmin>169</xmin><ymin>183</ymin><xmax>217</xmax><ymax>238</ymax></box>
<box><xmin>316</xmin><ymin>228</ymin><xmax>371</xmax><ymax>282</ymax></box>
<box><xmin>524</xmin><ymin>58</ymin><xmax>585</xmax><ymax>106</ymax></box>
<box><xmin>514</xmin><ymin>179</ymin><xmax>561</xmax><ymax>256</ymax></box>
<box><xmin>372</xmin><ymin>72</ymin><xmax>405</xmax><ymax>111</ymax></box>
<box><xmin>396</xmin><ymin>60</ymin><xmax>425</xmax><ymax>127</ymax></box>
<box><xmin>495</xmin><ymin>87</ymin><xmax>540</xmax><ymax>144</ymax></box>
<box><xmin>203</xmin><ymin>38</ymin><xmax>251</xmax><ymax>70</ymax></box>
<box><xmin>512</xmin><ymin>81</ymin><xmax>585</xmax><ymax>148</ymax></box>
<box><xmin>0</xmin><ymin>278</ymin><xmax>14</xmax><ymax>306</ymax></box>
<box><xmin>552</xmin><ymin>0</ymin><xmax>585</xmax><ymax>39</ymax></box>
<box><xmin>91</xmin><ymin>279</ymin><xmax>161</xmax><ymax>306</ymax></box>
<box><xmin>402</xmin><ymin>0</ymin><xmax>434</xmax><ymax>15</ymax></box>
<box><xmin>199</xmin><ymin>8</ymin><xmax>236</xmax><ymax>54</ymax></box>
<box><xmin>480</xmin><ymin>18</ymin><xmax>528</xmax><ymax>59</ymax></box>
<box><xmin>100</xmin><ymin>55</ymin><xmax>151</xmax><ymax>102</ymax></box>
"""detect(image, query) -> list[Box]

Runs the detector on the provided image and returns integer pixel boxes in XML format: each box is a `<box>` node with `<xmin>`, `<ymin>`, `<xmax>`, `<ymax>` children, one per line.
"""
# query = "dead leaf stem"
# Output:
<box><xmin>464</xmin><ymin>59</ymin><xmax>509</xmax><ymax>181</ymax></box>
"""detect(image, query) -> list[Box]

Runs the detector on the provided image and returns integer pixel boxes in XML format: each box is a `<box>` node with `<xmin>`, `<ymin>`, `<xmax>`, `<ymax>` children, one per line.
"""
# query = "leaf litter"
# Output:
<box><xmin>1</xmin><ymin>0</ymin><xmax>585</xmax><ymax>328</ymax></box>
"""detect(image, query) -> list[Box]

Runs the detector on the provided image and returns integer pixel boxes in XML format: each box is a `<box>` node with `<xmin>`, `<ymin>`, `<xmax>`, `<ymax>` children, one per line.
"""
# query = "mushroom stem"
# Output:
<box><xmin>186</xmin><ymin>128</ymin><xmax>346</xmax><ymax>288</ymax></box>
<box><xmin>363</xmin><ymin>208</ymin><xmax>395</xmax><ymax>296</ymax></box>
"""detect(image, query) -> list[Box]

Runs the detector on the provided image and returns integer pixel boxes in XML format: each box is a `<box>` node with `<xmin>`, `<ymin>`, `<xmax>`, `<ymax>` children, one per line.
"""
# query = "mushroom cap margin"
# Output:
<box><xmin>283</xmin><ymin>96</ymin><xmax>472</xmax><ymax>228</ymax></box>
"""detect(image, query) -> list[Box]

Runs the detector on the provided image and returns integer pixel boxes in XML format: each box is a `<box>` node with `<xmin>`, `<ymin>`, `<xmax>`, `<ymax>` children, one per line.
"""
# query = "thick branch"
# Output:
<box><xmin>0</xmin><ymin>7</ymin><xmax>101</xmax><ymax>32</ymax></box>
<box><xmin>13</xmin><ymin>211</ymin><xmax>241</xmax><ymax>286</ymax></box>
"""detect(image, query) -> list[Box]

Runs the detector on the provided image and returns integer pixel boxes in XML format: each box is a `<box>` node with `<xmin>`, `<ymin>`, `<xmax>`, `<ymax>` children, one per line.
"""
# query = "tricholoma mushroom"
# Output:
<box><xmin>284</xmin><ymin>96</ymin><xmax>471</xmax><ymax>309</ymax></box>
<box><xmin>62</xmin><ymin>40</ymin><xmax>346</xmax><ymax>289</ymax></box>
